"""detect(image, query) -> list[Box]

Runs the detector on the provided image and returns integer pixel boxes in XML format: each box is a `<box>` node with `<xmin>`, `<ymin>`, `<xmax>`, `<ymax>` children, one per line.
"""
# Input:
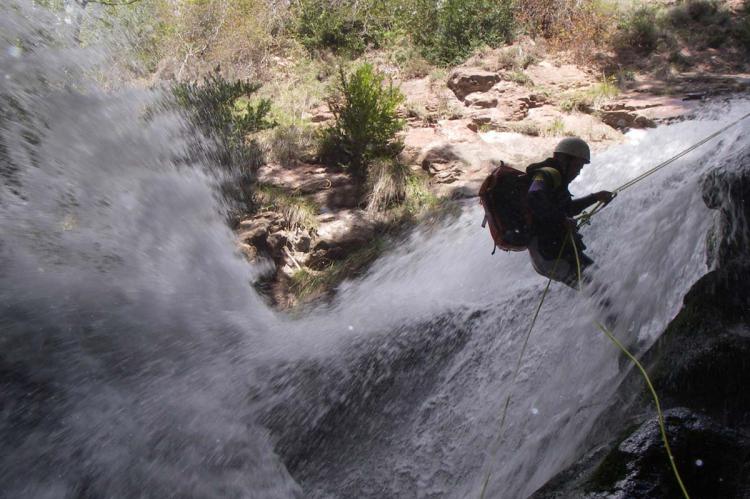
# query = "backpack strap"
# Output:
<box><xmin>532</xmin><ymin>166</ymin><xmax>563</xmax><ymax>191</ymax></box>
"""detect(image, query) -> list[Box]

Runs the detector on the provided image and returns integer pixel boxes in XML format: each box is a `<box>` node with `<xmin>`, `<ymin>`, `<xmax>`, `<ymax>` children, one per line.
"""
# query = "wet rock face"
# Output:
<box><xmin>585</xmin><ymin>408</ymin><xmax>750</xmax><ymax>499</ymax></box>
<box><xmin>702</xmin><ymin>152</ymin><xmax>750</xmax><ymax>267</ymax></box>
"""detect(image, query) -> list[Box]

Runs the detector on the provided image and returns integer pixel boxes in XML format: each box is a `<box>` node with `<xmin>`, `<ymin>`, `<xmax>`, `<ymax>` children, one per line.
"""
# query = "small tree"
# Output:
<box><xmin>171</xmin><ymin>71</ymin><xmax>275</xmax><ymax>219</ymax></box>
<box><xmin>320</xmin><ymin>63</ymin><xmax>405</xmax><ymax>181</ymax></box>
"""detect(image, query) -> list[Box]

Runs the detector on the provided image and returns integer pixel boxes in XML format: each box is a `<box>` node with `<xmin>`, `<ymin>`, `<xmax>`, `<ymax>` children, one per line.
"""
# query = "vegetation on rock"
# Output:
<box><xmin>319</xmin><ymin>63</ymin><xmax>405</xmax><ymax>181</ymax></box>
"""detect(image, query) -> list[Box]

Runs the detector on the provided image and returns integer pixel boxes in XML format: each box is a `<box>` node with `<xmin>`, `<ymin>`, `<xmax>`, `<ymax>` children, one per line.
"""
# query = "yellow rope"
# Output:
<box><xmin>567</xmin><ymin>230</ymin><xmax>690</xmax><ymax>499</ymax></box>
<box><xmin>594</xmin><ymin>321</ymin><xmax>691</xmax><ymax>499</ymax></box>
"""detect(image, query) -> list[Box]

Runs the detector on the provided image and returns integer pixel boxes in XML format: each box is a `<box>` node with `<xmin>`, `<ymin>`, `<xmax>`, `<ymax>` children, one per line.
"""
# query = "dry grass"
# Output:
<box><xmin>260</xmin><ymin>124</ymin><xmax>318</xmax><ymax>167</ymax></box>
<box><xmin>254</xmin><ymin>184</ymin><xmax>319</xmax><ymax>231</ymax></box>
<box><xmin>517</xmin><ymin>0</ymin><xmax>619</xmax><ymax>63</ymax></box>
<box><xmin>365</xmin><ymin>158</ymin><xmax>409</xmax><ymax>213</ymax></box>
<box><xmin>289</xmin><ymin>237</ymin><xmax>385</xmax><ymax>301</ymax></box>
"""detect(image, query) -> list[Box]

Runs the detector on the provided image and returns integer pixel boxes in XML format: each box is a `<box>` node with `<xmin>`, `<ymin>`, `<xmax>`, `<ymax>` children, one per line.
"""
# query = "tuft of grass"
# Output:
<box><xmin>542</xmin><ymin>117</ymin><xmax>569</xmax><ymax>137</ymax></box>
<box><xmin>507</xmin><ymin>121</ymin><xmax>541</xmax><ymax>136</ymax></box>
<box><xmin>365</xmin><ymin>158</ymin><xmax>409</xmax><ymax>213</ymax></box>
<box><xmin>289</xmin><ymin>237</ymin><xmax>385</xmax><ymax>301</ymax></box>
<box><xmin>262</xmin><ymin>124</ymin><xmax>318</xmax><ymax>167</ymax></box>
<box><xmin>560</xmin><ymin>75</ymin><xmax>619</xmax><ymax>113</ymax></box>
<box><xmin>495</xmin><ymin>44</ymin><xmax>540</xmax><ymax>70</ymax></box>
<box><xmin>403</xmin><ymin>172</ymin><xmax>440</xmax><ymax>215</ymax></box>
<box><xmin>383</xmin><ymin>32</ymin><xmax>435</xmax><ymax>79</ymax></box>
<box><xmin>254</xmin><ymin>184</ymin><xmax>319</xmax><ymax>231</ymax></box>
<box><xmin>508</xmin><ymin>70</ymin><xmax>533</xmax><ymax>87</ymax></box>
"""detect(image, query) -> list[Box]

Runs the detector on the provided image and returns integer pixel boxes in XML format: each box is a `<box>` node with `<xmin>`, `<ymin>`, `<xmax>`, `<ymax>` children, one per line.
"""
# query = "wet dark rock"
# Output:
<box><xmin>583</xmin><ymin>409</ymin><xmax>750</xmax><ymax>498</ymax></box>
<box><xmin>645</xmin><ymin>263</ymin><xmax>750</xmax><ymax>427</ymax></box>
<box><xmin>702</xmin><ymin>155</ymin><xmax>750</xmax><ymax>267</ymax></box>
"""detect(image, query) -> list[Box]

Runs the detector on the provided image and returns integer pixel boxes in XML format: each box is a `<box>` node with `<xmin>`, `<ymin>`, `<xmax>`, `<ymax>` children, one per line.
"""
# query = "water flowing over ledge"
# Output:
<box><xmin>2</xmin><ymin>2</ymin><xmax>750</xmax><ymax>497</ymax></box>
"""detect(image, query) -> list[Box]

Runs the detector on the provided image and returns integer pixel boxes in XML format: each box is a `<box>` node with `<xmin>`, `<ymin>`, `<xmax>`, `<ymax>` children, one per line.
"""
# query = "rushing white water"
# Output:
<box><xmin>2</xmin><ymin>2</ymin><xmax>749</xmax><ymax>498</ymax></box>
<box><xmin>262</xmin><ymin>103</ymin><xmax>750</xmax><ymax>498</ymax></box>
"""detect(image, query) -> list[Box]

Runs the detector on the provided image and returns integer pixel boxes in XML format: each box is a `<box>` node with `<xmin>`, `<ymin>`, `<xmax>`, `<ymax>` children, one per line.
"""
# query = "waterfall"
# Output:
<box><xmin>2</xmin><ymin>2</ymin><xmax>749</xmax><ymax>497</ymax></box>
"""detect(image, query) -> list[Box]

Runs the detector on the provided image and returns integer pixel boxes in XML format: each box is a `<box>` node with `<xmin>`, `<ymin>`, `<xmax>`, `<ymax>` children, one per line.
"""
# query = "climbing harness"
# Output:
<box><xmin>479</xmin><ymin>110</ymin><xmax>750</xmax><ymax>498</ymax></box>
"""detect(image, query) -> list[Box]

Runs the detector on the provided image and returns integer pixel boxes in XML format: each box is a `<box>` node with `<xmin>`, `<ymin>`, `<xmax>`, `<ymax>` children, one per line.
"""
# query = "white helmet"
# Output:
<box><xmin>554</xmin><ymin>137</ymin><xmax>590</xmax><ymax>164</ymax></box>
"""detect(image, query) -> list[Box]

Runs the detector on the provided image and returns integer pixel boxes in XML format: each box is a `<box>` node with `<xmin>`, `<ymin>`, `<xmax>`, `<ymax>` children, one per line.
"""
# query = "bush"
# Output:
<box><xmin>292</xmin><ymin>0</ymin><xmax>411</xmax><ymax>55</ymax></box>
<box><xmin>516</xmin><ymin>0</ymin><xmax>618</xmax><ymax>60</ymax></box>
<box><xmin>412</xmin><ymin>0</ymin><xmax>515</xmax><ymax>65</ymax></box>
<box><xmin>614</xmin><ymin>6</ymin><xmax>661</xmax><ymax>55</ymax></box>
<box><xmin>173</xmin><ymin>71</ymin><xmax>275</xmax><ymax>168</ymax></box>
<box><xmin>171</xmin><ymin>72</ymin><xmax>275</xmax><ymax>216</ymax></box>
<box><xmin>320</xmin><ymin>63</ymin><xmax>405</xmax><ymax>181</ymax></box>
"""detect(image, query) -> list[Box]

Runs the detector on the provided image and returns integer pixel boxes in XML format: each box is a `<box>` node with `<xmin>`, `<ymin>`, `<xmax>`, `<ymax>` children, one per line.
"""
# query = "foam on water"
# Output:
<box><xmin>2</xmin><ymin>2</ymin><xmax>749</xmax><ymax>497</ymax></box>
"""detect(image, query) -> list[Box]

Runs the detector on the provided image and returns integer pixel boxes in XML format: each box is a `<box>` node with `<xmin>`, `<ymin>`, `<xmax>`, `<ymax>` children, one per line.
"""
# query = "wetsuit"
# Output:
<box><xmin>525</xmin><ymin>158</ymin><xmax>600</xmax><ymax>287</ymax></box>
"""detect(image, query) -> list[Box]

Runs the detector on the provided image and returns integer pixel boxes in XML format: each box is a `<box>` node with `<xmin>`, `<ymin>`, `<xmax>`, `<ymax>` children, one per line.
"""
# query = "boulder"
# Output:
<box><xmin>599</xmin><ymin>110</ymin><xmax>656</xmax><ymax>130</ymax></box>
<box><xmin>419</xmin><ymin>144</ymin><xmax>466</xmax><ymax>184</ymax></box>
<box><xmin>310</xmin><ymin>210</ymin><xmax>375</xmax><ymax>266</ymax></box>
<box><xmin>533</xmin><ymin>408</ymin><xmax>750</xmax><ymax>499</ymax></box>
<box><xmin>447</xmin><ymin>68</ymin><xmax>500</xmax><ymax>101</ymax></box>
<box><xmin>464</xmin><ymin>92</ymin><xmax>498</xmax><ymax>109</ymax></box>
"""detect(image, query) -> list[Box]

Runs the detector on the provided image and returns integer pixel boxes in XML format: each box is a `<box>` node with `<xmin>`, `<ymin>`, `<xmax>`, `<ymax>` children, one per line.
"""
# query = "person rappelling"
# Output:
<box><xmin>478</xmin><ymin>137</ymin><xmax>614</xmax><ymax>288</ymax></box>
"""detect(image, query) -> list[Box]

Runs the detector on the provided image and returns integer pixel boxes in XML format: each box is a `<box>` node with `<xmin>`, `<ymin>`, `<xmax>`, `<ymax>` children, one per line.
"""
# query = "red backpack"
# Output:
<box><xmin>478</xmin><ymin>162</ymin><xmax>533</xmax><ymax>253</ymax></box>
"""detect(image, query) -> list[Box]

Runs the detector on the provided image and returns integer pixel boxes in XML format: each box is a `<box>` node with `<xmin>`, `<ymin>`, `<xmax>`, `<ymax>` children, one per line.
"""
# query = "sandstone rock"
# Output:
<box><xmin>599</xmin><ymin>110</ymin><xmax>656</xmax><ymax>130</ymax></box>
<box><xmin>237</xmin><ymin>212</ymin><xmax>283</xmax><ymax>246</ymax></box>
<box><xmin>401</xmin><ymin>127</ymin><xmax>439</xmax><ymax>165</ymax></box>
<box><xmin>237</xmin><ymin>242</ymin><xmax>257</xmax><ymax>261</ymax></box>
<box><xmin>525</xmin><ymin>61</ymin><xmax>592</xmax><ymax>92</ymax></box>
<box><xmin>419</xmin><ymin>144</ymin><xmax>465</xmax><ymax>178</ymax></box>
<box><xmin>447</xmin><ymin>68</ymin><xmax>500</xmax><ymax>101</ymax></box>
<box><xmin>295</xmin><ymin>233</ymin><xmax>312</xmax><ymax>253</ymax></box>
<box><xmin>314</xmin><ymin>210</ymin><xmax>377</xmax><ymax>255</ymax></box>
<box><xmin>464</xmin><ymin>92</ymin><xmax>498</xmax><ymax>109</ymax></box>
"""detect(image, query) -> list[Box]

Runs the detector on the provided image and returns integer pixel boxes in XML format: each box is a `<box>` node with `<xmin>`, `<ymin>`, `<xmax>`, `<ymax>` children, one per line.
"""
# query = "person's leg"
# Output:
<box><xmin>528</xmin><ymin>236</ymin><xmax>577</xmax><ymax>286</ymax></box>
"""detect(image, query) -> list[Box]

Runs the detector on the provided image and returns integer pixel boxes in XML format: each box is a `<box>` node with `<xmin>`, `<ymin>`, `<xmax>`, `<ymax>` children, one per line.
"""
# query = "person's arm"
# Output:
<box><xmin>527</xmin><ymin>173</ymin><xmax>566</xmax><ymax>225</ymax></box>
<box><xmin>567</xmin><ymin>191</ymin><xmax>614</xmax><ymax>216</ymax></box>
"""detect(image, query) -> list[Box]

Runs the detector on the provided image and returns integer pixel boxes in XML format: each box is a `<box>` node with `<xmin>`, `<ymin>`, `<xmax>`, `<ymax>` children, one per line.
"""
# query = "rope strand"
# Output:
<box><xmin>577</xmin><ymin>111</ymin><xmax>750</xmax><ymax>225</ymax></box>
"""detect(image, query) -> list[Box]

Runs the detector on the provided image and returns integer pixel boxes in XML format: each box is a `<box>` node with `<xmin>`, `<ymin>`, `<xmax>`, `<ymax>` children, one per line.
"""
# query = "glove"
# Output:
<box><xmin>593</xmin><ymin>191</ymin><xmax>615</xmax><ymax>204</ymax></box>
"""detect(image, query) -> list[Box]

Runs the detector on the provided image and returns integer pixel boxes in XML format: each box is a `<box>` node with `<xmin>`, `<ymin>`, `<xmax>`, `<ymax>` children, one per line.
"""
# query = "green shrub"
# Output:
<box><xmin>173</xmin><ymin>72</ymin><xmax>274</xmax><ymax>143</ymax></box>
<box><xmin>614</xmin><ymin>6</ymin><xmax>661</xmax><ymax>55</ymax></box>
<box><xmin>412</xmin><ymin>0</ymin><xmax>516</xmax><ymax>65</ymax></box>
<box><xmin>171</xmin><ymin>72</ymin><xmax>276</xmax><ymax>217</ymax></box>
<box><xmin>320</xmin><ymin>63</ymin><xmax>405</xmax><ymax>181</ymax></box>
<box><xmin>292</xmin><ymin>0</ymin><xmax>412</xmax><ymax>55</ymax></box>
